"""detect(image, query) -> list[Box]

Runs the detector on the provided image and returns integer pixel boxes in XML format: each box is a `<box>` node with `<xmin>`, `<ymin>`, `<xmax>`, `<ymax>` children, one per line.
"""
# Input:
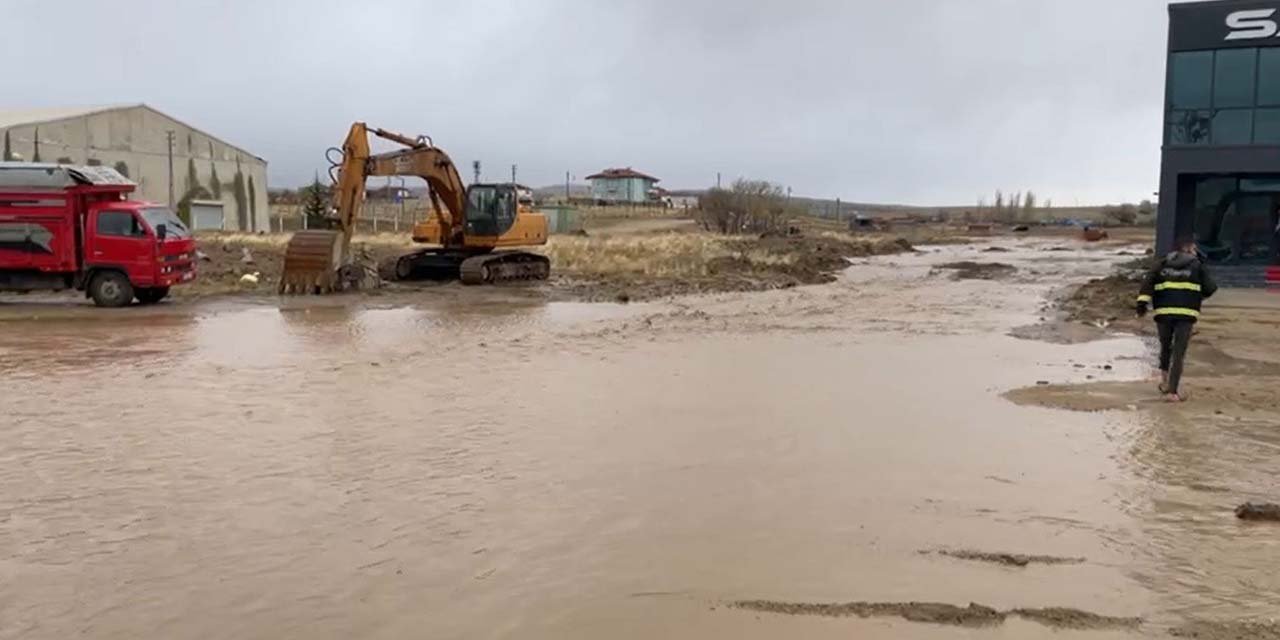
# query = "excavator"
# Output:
<box><xmin>279</xmin><ymin>122</ymin><xmax>549</xmax><ymax>293</ymax></box>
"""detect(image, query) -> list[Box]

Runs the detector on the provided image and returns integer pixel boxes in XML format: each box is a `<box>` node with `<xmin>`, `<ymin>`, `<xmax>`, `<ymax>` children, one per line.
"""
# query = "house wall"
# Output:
<box><xmin>590</xmin><ymin>176</ymin><xmax>656</xmax><ymax>203</ymax></box>
<box><xmin>0</xmin><ymin>106</ymin><xmax>270</xmax><ymax>231</ymax></box>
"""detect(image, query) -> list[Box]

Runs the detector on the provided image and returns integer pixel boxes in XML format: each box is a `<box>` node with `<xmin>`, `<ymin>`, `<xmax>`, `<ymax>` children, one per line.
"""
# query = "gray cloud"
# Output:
<box><xmin>3</xmin><ymin>0</ymin><xmax>1178</xmax><ymax>204</ymax></box>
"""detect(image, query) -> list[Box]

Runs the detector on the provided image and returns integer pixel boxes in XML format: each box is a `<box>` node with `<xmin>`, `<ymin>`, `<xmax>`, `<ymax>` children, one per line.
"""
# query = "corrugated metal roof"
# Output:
<box><xmin>0</xmin><ymin>104</ymin><xmax>140</xmax><ymax>129</ymax></box>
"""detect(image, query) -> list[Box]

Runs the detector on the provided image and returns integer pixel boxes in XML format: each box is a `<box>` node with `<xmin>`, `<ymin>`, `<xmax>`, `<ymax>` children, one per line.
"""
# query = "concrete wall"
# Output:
<box><xmin>0</xmin><ymin>106</ymin><xmax>269</xmax><ymax>232</ymax></box>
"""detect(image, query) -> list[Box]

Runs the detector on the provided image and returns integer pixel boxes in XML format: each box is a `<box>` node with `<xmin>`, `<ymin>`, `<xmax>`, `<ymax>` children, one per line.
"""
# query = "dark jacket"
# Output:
<box><xmin>1137</xmin><ymin>251</ymin><xmax>1218</xmax><ymax>321</ymax></box>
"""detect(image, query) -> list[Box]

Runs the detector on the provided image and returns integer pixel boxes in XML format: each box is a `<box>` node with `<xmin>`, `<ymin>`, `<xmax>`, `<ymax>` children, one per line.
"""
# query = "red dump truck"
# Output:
<box><xmin>0</xmin><ymin>163</ymin><xmax>196</xmax><ymax>306</ymax></box>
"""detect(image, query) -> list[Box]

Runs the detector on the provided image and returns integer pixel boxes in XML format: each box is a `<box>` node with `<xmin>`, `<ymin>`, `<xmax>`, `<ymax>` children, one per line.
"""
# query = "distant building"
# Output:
<box><xmin>669</xmin><ymin>195</ymin><xmax>700</xmax><ymax>210</ymax></box>
<box><xmin>1158</xmin><ymin>1</ymin><xmax>1280</xmax><ymax>276</ymax></box>
<box><xmin>366</xmin><ymin>185</ymin><xmax>415</xmax><ymax>201</ymax></box>
<box><xmin>0</xmin><ymin>104</ymin><xmax>269</xmax><ymax>231</ymax></box>
<box><xmin>586</xmin><ymin>167</ymin><xmax>660</xmax><ymax>204</ymax></box>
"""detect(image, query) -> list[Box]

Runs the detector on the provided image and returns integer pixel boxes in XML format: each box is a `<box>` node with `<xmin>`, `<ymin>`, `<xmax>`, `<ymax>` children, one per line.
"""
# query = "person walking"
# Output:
<box><xmin>1136</xmin><ymin>236</ymin><xmax>1217</xmax><ymax>402</ymax></box>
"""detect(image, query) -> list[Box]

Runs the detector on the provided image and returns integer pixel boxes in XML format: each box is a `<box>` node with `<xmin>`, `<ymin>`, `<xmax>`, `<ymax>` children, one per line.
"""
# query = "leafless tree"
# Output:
<box><xmin>698</xmin><ymin>179</ymin><xmax>800</xmax><ymax>234</ymax></box>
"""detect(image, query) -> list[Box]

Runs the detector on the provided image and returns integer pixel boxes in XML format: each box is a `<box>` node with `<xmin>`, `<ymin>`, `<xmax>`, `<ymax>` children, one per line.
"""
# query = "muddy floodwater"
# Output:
<box><xmin>2</xmin><ymin>239</ymin><xmax>1276</xmax><ymax>639</ymax></box>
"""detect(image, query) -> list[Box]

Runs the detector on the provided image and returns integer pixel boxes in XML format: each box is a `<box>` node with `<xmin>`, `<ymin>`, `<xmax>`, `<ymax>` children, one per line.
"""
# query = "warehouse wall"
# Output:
<box><xmin>0</xmin><ymin>106</ymin><xmax>270</xmax><ymax>231</ymax></box>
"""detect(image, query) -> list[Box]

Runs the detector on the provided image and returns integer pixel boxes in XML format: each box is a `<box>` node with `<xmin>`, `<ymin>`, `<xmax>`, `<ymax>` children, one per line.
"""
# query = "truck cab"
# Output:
<box><xmin>81</xmin><ymin>200</ymin><xmax>197</xmax><ymax>305</ymax></box>
<box><xmin>0</xmin><ymin>163</ymin><xmax>197</xmax><ymax>306</ymax></box>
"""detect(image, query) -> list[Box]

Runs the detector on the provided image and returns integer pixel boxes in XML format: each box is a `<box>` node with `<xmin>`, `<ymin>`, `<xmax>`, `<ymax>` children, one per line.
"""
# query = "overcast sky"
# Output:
<box><xmin>4</xmin><ymin>0</ymin><xmax>1182</xmax><ymax>205</ymax></box>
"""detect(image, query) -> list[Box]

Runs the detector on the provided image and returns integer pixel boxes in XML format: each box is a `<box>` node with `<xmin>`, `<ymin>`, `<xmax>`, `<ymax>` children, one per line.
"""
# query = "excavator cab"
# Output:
<box><xmin>464</xmin><ymin>184</ymin><xmax>518</xmax><ymax>238</ymax></box>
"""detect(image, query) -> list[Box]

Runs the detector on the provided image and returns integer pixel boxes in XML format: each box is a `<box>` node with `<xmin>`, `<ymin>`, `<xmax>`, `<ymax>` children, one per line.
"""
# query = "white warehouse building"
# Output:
<box><xmin>0</xmin><ymin>104</ymin><xmax>269</xmax><ymax>232</ymax></box>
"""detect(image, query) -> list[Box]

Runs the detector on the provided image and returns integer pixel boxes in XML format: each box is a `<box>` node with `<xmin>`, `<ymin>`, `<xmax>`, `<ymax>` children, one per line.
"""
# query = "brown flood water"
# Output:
<box><xmin>1</xmin><ymin>238</ymin><xmax>1276</xmax><ymax>639</ymax></box>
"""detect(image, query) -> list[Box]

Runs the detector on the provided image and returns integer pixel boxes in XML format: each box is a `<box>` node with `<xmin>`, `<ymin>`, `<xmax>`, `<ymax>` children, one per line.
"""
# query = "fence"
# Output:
<box><xmin>268</xmin><ymin>203</ymin><xmax>586</xmax><ymax>235</ymax></box>
<box><xmin>268</xmin><ymin>202</ymin><xmax>432</xmax><ymax>234</ymax></box>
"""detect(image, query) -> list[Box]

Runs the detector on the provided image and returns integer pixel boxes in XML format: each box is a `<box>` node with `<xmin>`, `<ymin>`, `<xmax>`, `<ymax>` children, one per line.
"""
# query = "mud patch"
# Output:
<box><xmin>1235</xmin><ymin>502</ymin><xmax>1280</xmax><ymax>522</ymax></box>
<box><xmin>733</xmin><ymin>600</ymin><xmax>1004</xmax><ymax>627</ymax></box>
<box><xmin>1007</xmin><ymin>321</ymin><xmax>1112</xmax><ymax>345</ymax></box>
<box><xmin>1005</xmin><ymin>374</ymin><xmax>1280</xmax><ymax>416</ymax></box>
<box><xmin>1171</xmin><ymin>620</ymin><xmax>1280</xmax><ymax>639</ymax></box>
<box><xmin>1003</xmin><ymin>381</ymin><xmax>1145</xmax><ymax>412</ymax></box>
<box><xmin>927</xmin><ymin>549</ymin><xmax>1086</xmax><ymax>567</ymax></box>
<box><xmin>1010</xmin><ymin>607</ymin><xmax>1141</xmax><ymax>630</ymax></box>
<box><xmin>182</xmin><ymin>234</ymin><xmax>412</xmax><ymax>299</ymax></box>
<box><xmin>1056</xmin><ymin>267</ymin><xmax>1148</xmax><ymax>334</ymax></box>
<box><xmin>732</xmin><ymin>600</ymin><xmax>1140</xmax><ymax>631</ymax></box>
<box><xmin>550</xmin><ymin>234</ymin><xmax>916</xmax><ymax>302</ymax></box>
<box><xmin>935</xmin><ymin>261</ymin><xmax>1017</xmax><ymax>280</ymax></box>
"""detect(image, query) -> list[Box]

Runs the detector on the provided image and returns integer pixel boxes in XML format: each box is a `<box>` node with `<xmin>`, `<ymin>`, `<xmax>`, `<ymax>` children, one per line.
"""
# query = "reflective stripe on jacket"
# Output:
<box><xmin>1136</xmin><ymin>251</ymin><xmax>1217</xmax><ymax>321</ymax></box>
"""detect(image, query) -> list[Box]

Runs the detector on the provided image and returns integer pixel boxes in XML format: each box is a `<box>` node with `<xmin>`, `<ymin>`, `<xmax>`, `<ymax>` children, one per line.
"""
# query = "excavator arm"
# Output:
<box><xmin>279</xmin><ymin>122</ymin><xmax>468</xmax><ymax>293</ymax></box>
<box><xmin>332</xmin><ymin>123</ymin><xmax>468</xmax><ymax>250</ymax></box>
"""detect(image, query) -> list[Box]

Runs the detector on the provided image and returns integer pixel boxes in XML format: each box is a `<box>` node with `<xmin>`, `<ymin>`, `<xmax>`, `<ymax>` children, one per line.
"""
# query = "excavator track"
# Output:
<box><xmin>459</xmin><ymin>251</ymin><xmax>551</xmax><ymax>285</ymax></box>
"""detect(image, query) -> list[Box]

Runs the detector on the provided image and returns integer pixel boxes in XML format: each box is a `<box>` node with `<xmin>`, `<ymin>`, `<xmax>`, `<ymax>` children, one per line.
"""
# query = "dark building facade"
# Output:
<box><xmin>1159</xmin><ymin>0</ymin><xmax>1280</xmax><ymax>269</ymax></box>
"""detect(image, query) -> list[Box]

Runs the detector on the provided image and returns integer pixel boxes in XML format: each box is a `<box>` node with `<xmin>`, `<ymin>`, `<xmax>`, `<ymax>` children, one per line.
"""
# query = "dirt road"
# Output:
<box><xmin>2</xmin><ymin>237</ymin><xmax>1276</xmax><ymax>639</ymax></box>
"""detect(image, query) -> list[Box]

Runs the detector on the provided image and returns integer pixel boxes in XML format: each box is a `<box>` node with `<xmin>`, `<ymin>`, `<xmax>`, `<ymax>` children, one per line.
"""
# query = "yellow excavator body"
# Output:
<box><xmin>279</xmin><ymin>122</ymin><xmax>549</xmax><ymax>294</ymax></box>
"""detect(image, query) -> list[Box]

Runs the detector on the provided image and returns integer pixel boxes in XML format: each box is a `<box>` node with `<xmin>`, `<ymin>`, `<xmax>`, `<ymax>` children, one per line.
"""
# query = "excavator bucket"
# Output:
<box><xmin>279</xmin><ymin>230</ymin><xmax>344</xmax><ymax>294</ymax></box>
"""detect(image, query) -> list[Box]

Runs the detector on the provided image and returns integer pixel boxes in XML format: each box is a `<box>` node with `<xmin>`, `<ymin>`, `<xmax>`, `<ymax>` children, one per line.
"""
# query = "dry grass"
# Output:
<box><xmin>542</xmin><ymin>233</ymin><xmax>742</xmax><ymax>278</ymax></box>
<box><xmin>541</xmin><ymin>230</ymin><xmax>913</xmax><ymax>280</ymax></box>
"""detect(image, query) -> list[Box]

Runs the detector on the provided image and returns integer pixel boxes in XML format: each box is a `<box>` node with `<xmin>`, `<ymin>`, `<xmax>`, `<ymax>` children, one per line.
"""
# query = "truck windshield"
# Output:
<box><xmin>140</xmin><ymin>207</ymin><xmax>190</xmax><ymax>238</ymax></box>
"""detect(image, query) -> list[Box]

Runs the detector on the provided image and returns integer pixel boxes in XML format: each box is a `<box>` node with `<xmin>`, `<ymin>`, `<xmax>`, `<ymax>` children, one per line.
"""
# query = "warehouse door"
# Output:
<box><xmin>190</xmin><ymin>201</ymin><xmax>225</xmax><ymax>231</ymax></box>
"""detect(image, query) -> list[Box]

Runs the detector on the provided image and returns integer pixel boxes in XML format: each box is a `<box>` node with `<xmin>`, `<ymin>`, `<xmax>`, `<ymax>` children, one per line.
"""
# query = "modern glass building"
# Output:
<box><xmin>1159</xmin><ymin>0</ymin><xmax>1280</xmax><ymax>272</ymax></box>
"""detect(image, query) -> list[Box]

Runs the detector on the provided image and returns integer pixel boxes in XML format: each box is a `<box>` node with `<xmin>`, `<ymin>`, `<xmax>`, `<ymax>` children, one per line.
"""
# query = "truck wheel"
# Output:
<box><xmin>136</xmin><ymin>287</ymin><xmax>170</xmax><ymax>305</ymax></box>
<box><xmin>89</xmin><ymin>272</ymin><xmax>134</xmax><ymax>308</ymax></box>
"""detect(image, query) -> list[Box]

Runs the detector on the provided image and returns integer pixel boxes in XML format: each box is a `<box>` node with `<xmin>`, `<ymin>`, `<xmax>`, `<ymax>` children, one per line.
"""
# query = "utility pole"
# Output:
<box><xmin>165</xmin><ymin>130</ymin><xmax>175</xmax><ymax>207</ymax></box>
<box><xmin>511</xmin><ymin>164</ymin><xmax>517</xmax><ymax>185</ymax></box>
<box><xmin>472</xmin><ymin>160</ymin><xmax>481</xmax><ymax>184</ymax></box>
<box><xmin>565</xmin><ymin>171</ymin><xmax>570</xmax><ymax>203</ymax></box>
<box><xmin>716</xmin><ymin>172</ymin><xmax>721</xmax><ymax>189</ymax></box>
<box><xmin>396</xmin><ymin>177</ymin><xmax>406</xmax><ymax>232</ymax></box>
<box><xmin>835</xmin><ymin>197</ymin><xmax>841</xmax><ymax>222</ymax></box>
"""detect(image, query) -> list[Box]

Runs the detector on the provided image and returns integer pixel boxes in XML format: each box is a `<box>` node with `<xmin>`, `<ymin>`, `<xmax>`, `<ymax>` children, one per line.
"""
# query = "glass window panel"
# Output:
<box><xmin>1167</xmin><ymin>110</ymin><xmax>1212</xmax><ymax>145</ymax></box>
<box><xmin>1214</xmin><ymin>48</ymin><xmax>1257</xmax><ymax>108</ymax></box>
<box><xmin>1255</xmin><ymin>108</ymin><xmax>1280</xmax><ymax>144</ymax></box>
<box><xmin>1213</xmin><ymin>109</ymin><xmax>1253</xmax><ymax>145</ymax></box>
<box><xmin>1170</xmin><ymin>51</ymin><xmax>1213</xmax><ymax>109</ymax></box>
<box><xmin>1241</xmin><ymin>176</ymin><xmax>1280</xmax><ymax>192</ymax></box>
<box><xmin>1259</xmin><ymin>49</ymin><xmax>1280</xmax><ymax>106</ymax></box>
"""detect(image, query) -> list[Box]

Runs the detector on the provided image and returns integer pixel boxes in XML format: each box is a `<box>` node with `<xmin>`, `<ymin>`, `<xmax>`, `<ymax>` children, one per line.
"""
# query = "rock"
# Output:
<box><xmin>1036</xmin><ymin>380</ymin><xmax>1050</xmax><ymax>386</ymax></box>
<box><xmin>1235</xmin><ymin>503</ymin><xmax>1280</xmax><ymax>521</ymax></box>
<box><xmin>615</xmin><ymin>292</ymin><xmax>632</xmax><ymax>304</ymax></box>
<box><xmin>197</xmin><ymin>250</ymin><xmax>211</xmax><ymax>262</ymax></box>
<box><xmin>240</xmin><ymin>247</ymin><xmax>255</xmax><ymax>264</ymax></box>
<box><xmin>1104</xmin><ymin>364</ymin><xmax>1113</xmax><ymax>371</ymax></box>
<box><xmin>238</xmin><ymin>272</ymin><xmax>261</xmax><ymax>286</ymax></box>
